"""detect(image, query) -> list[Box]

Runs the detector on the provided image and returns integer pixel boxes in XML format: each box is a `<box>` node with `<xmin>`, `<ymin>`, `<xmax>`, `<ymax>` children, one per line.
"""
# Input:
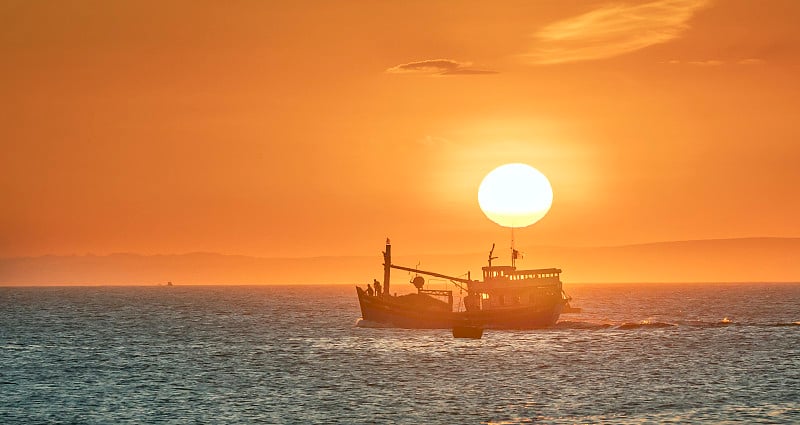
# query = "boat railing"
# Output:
<box><xmin>419</xmin><ymin>289</ymin><xmax>454</xmax><ymax>308</ymax></box>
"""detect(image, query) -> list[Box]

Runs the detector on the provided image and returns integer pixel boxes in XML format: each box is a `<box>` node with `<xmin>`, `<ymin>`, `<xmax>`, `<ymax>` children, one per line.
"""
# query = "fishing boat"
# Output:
<box><xmin>356</xmin><ymin>239</ymin><xmax>577</xmax><ymax>329</ymax></box>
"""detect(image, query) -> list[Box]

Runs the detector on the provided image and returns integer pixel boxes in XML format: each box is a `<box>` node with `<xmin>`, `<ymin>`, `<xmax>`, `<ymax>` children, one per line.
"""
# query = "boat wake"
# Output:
<box><xmin>768</xmin><ymin>321</ymin><xmax>800</xmax><ymax>327</ymax></box>
<box><xmin>552</xmin><ymin>321</ymin><xmax>613</xmax><ymax>330</ymax></box>
<box><xmin>617</xmin><ymin>320</ymin><xmax>677</xmax><ymax>330</ymax></box>
<box><xmin>552</xmin><ymin>319</ymin><xmax>677</xmax><ymax>330</ymax></box>
<box><xmin>555</xmin><ymin>318</ymin><xmax>800</xmax><ymax>330</ymax></box>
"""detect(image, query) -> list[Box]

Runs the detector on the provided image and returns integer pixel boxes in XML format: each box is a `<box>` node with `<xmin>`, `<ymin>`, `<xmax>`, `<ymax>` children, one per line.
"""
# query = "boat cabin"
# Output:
<box><xmin>481</xmin><ymin>266</ymin><xmax>562</xmax><ymax>283</ymax></box>
<box><xmin>464</xmin><ymin>265</ymin><xmax>564</xmax><ymax>311</ymax></box>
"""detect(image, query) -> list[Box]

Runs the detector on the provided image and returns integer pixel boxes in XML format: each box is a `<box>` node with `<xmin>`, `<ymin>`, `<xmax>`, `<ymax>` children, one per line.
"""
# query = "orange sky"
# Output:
<box><xmin>2</xmin><ymin>0</ymin><xmax>800</xmax><ymax>258</ymax></box>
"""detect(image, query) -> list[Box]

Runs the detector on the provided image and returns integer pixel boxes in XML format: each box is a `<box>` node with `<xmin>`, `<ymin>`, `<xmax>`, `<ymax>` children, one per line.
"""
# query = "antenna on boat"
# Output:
<box><xmin>511</xmin><ymin>227</ymin><xmax>515</xmax><ymax>268</ymax></box>
<box><xmin>509</xmin><ymin>227</ymin><xmax>524</xmax><ymax>268</ymax></box>
<box><xmin>488</xmin><ymin>243</ymin><xmax>498</xmax><ymax>268</ymax></box>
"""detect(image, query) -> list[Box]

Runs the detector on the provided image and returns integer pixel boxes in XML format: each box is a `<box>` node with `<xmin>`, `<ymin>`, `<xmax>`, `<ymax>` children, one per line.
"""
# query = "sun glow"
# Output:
<box><xmin>478</xmin><ymin>163</ymin><xmax>553</xmax><ymax>228</ymax></box>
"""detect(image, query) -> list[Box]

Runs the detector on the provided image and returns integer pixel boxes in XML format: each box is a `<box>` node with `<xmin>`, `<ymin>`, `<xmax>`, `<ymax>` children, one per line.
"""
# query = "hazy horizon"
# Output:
<box><xmin>4</xmin><ymin>237</ymin><xmax>799</xmax><ymax>286</ymax></box>
<box><xmin>3</xmin><ymin>235</ymin><xmax>798</xmax><ymax>259</ymax></box>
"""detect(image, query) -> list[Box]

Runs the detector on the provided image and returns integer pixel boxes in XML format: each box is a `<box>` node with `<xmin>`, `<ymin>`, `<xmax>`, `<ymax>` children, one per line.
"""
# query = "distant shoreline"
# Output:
<box><xmin>2</xmin><ymin>238</ymin><xmax>800</xmax><ymax>285</ymax></box>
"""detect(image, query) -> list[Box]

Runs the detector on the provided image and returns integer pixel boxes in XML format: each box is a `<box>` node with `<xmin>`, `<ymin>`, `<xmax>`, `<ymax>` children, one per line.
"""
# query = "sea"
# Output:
<box><xmin>1</xmin><ymin>283</ymin><xmax>798</xmax><ymax>424</ymax></box>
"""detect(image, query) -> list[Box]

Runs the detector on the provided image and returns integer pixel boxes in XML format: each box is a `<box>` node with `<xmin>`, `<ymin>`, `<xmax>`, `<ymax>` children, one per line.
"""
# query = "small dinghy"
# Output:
<box><xmin>452</xmin><ymin>325</ymin><xmax>484</xmax><ymax>339</ymax></box>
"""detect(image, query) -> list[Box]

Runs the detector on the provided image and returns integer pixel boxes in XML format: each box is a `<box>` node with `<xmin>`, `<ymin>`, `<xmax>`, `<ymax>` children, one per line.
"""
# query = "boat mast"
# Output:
<box><xmin>382</xmin><ymin>238</ymin><xmax>391</xmax><ymax>297</ymax></box>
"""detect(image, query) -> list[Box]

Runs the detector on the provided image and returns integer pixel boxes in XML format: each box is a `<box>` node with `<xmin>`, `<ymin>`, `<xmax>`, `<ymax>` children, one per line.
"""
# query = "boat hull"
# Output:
<box><xmin>356</xmin><ymin>287</ymin><xmax>564</xmax><ymax>329</ymax></box>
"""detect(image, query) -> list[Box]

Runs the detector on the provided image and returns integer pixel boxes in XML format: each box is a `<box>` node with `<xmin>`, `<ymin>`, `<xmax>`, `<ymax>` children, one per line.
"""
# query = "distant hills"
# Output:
<box><xmin>1</xmin><ymin>238</ymin><xmax>799</xmax><ymax>286</ymax></box>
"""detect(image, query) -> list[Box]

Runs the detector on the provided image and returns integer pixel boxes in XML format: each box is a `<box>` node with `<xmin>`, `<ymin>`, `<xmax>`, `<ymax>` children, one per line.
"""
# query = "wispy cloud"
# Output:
<box><xmin>687</xmin><ymin>59</ymin><xmax>723</xmax><ymax>66</ymax></box>
<box><xmin>662</xmin><ymin>58</ymin><xmax>766</xmax><ymax>66</ymax></box>
<box><xmin>661</xmin><ymin>59</ymin><xmax>721</xmax><ymax>66</ymax></box>
<box><xmin>386</xmin><ymin>59</ymin><xmax>497</xmax><ymax>75</ymax></box>
<box><xmin>523</xmin><ymin>0</ymin><xmax>711</xmax><ymax>65</ymax></box>
<box><xmin>737</xmin><ymin>58</ymin><xmax>766</xmax><ymax>65</ymax></box>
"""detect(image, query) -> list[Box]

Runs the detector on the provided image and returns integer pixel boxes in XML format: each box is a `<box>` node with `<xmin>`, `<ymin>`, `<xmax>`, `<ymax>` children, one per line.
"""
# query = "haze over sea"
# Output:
<box><xmin>1</xmin><ymin>283</ymin><xmax>798</xmax><ymax>424</ymax></box>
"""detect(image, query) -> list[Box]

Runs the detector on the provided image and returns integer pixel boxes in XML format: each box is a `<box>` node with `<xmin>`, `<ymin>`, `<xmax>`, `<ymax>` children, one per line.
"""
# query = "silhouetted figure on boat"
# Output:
<box><xmin>366</xmin><ymin>284</ymin><xmax>374</xmax><ymax>297</ymax></box>
<box><xmin>373</xmin><ymin>279</ymin><xmax>382</xmax><ymax>297</ymax></box>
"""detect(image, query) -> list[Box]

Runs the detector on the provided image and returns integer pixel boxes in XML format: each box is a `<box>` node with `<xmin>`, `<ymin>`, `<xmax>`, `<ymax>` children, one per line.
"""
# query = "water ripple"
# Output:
<box><xmin>1</xmin><ymin>283</ymin><xmax>798</xmax><ymax>424</ymax></box>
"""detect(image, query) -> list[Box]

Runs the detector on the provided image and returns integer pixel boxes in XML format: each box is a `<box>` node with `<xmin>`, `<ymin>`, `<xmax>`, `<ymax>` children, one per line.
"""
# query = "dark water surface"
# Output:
<box><xmin>1</xmin><ymin>283</ymin><xmax>798</xmax><ymax>424</ymax></box>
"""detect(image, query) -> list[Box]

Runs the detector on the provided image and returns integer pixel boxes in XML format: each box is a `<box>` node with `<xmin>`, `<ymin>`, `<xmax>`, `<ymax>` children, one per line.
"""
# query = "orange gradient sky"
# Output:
<box><xmin>2</xmin><ymin>0</ymin><xmax>800</xmax><ymax>258</ymax></box>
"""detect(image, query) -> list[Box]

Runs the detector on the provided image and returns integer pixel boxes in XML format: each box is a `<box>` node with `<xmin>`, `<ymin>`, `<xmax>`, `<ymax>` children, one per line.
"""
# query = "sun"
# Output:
<box><xmin>478</xmin><ymin>163</ymin><xmax>553</xmax><ymax>228</ymax></box>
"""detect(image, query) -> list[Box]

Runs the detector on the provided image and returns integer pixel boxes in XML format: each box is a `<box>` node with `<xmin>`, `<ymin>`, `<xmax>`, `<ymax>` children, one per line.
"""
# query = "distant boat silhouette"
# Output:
<box><xmin>166</xmin><ymin>281</ymin><xmax>173</xmax><ymax>286</ymax></box>
<box><xmin>356</xmin><ymin>239</ymin><xmax>579</xmax><ymax>329</ymax></box>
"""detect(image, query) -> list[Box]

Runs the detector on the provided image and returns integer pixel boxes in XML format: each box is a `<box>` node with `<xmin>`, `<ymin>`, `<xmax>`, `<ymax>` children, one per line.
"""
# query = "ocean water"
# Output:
<box><xmin>1</xmin><ymin>283</ymin><xmax>798</xmax><ymax>424</ymax></box>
